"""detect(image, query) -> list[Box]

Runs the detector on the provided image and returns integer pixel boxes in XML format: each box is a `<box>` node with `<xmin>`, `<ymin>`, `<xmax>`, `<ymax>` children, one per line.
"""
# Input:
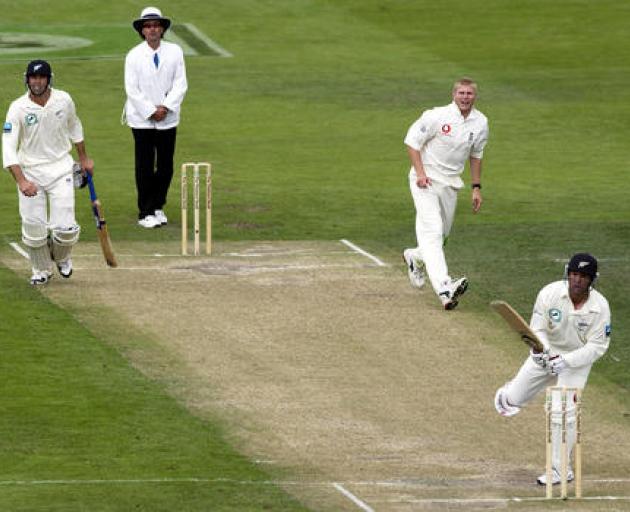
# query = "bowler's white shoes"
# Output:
<box><xmin>537</xmin><ymin>467</ymin><xmax>574</xmax><ymax>485</ymax></box>
<box><xmin>402</xmin><ymin>249</ymin><xmax>425</xmax><ymax>288</ymax></box>
<box><xmin>30</xmin><ymin>269</ymin><xmax>52</xmax><ymax>286</ymax></box>
<box><xmin>439</xmin><ymin>277</ymin><xmax>468</xmax><ymax>310</ymax></box>
<box><xmin>138</xmin><ymin>215</ymin><xmax>161</xmax><ymax>228</ymax></box>
<box><xmin>154</xmin><ymin>209</ymin><xmax>168</xmax><ymax>225</ymax></box>
<box><xmin>56</xmin><ymin>259</ymin><xmax>73</xmax><ymax>278</ymax></box>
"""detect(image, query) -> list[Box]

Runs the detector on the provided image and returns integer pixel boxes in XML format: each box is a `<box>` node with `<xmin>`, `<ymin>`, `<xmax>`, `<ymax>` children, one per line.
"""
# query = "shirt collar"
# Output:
<box><xmin>143</xmin><ymin>41</ymin><xmax>161</xmax><ymax>53</ymax></box>
<box><xmin>561</xmin><ymin>282</ymin><xmax>601</xmax><ymax>314</ymax></box>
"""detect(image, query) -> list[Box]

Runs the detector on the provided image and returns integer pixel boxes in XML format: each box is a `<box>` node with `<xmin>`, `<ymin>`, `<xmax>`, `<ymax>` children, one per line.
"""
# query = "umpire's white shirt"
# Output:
<box><xmin>2</xmin><ymin>88</ymin><xmax>83</xmax><ymax>187</ymax></box>
<box><xmin>404</xmin><ymin>102</ymin><xmax>489</xmax><ymax>189</ymax></box>
<box><xmin>124</xmin><ymin>40</ymin><xmax>188</xmax><ymax>129</ymax></box>
<box><xmin>530</xmin><ymin>281</ymin><xmax>611</xmax><ymax>368</ymax></box>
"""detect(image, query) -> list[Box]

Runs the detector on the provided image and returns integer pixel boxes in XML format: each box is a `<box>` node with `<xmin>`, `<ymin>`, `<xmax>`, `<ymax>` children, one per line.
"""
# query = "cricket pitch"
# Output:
<box><xmin>2</xmin><ymin>240</ymin><xmax>629</xmax><ymax>511</ymax></box>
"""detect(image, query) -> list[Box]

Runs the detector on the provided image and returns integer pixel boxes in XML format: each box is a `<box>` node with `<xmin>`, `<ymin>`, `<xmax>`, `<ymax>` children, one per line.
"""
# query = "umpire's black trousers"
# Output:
<box><xmin>132</xmin><ymin>127</ymin><xmax>177</xmax><ymax>219</ymax></box>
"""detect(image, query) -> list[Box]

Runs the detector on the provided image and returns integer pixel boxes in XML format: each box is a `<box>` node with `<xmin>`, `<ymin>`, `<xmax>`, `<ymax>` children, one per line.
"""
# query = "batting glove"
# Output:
<box><xmin>72</xmin><ymin>162</ymin><xmax>88</xmax><ymax>189</ymax></box>
<box><xmin>530</xmin><ymin>348</ymin><xmax>550</xmax><ymax>368</ymax></box>
<box><xmin>549</xmin><ymin>355</ymin><xmax>567</xmax><ymax>376</ymax></box>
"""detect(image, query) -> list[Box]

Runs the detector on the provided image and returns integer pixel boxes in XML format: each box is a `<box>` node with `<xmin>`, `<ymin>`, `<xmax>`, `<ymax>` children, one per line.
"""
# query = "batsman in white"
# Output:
<box><xmin>2</xmin><ymin>60</ymin><xmax>94</xmax><ymax>285</ymax></box>
<box><xmin>494</xmin><ymin>253</ymin><xmax>611</xmax><ymax>485</ymax></box>
<box><xmin>402</xmin><ymin>77</ymin><xmax>489</xmax><ymax>310</ymax></box>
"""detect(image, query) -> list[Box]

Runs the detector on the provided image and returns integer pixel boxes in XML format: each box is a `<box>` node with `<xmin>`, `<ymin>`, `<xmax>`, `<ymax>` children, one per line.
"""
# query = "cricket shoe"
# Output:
<box><xmin>438</xmin><ymin>277</ymin><xmax>468</xmax><ymax>310</ymax></box>
<box><xmin>402</xmin><ymin>249</ymin><xmax>425</xmax><ymax>288</ymax></box>
<box><xmin>56</xmin><ymin>259</ymin><xmax>73</xmax><ymax>279</ymax></box>
<box><xmin>537</xmin><ymin>467</ymin><xmax>574</xmax><ymax>486</ymax></box>
<box><xmin>30</xmin><ymin>269</ymin><xmax>52</xmax><ymax>286</ymax></box>
<box><xmin>138</xmin><ymin>215</ymin><xmax>161</xmax><ymax>228</ymax></box>
<box><xmin>154</xmin><ymin>209</ymin><xmax>168</xmax><ymax>226</ymax></box>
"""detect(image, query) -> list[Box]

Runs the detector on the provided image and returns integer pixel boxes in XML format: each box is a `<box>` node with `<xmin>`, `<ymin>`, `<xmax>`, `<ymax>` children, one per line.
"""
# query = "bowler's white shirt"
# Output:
<box><xmin>124</xmin><ymin>40</ymin><xmax>188</xmax><ymax>129</ymax></box>
<box><xmin>530</xmin><ymin>280</ymin><xmax>611</xmax><ymax>368</ymax></box>
<box><xmin>404</xmin><ymin>102</ymin><xmax>489</xmax><ymax>189</ymax></box>
<box><xmin>2</xmin><ymin>88</ymin><xmax>83</xmax><ymax>187</ymax></box>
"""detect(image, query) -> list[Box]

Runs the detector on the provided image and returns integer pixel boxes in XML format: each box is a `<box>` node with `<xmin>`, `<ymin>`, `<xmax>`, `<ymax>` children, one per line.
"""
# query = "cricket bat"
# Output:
<box><xmin>490</xmin><ymin>300</ymin><xmax>544</xmax><ymax>353</ymax></box>
<box><xmin>86</xmin><ymin>173</ymin><xmax>118</xmax><ymax>267</ymax></box>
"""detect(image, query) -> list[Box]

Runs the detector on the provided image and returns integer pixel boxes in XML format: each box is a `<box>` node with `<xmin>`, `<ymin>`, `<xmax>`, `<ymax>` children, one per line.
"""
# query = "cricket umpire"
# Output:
<box><xmin>124</xmin><ymin>6</ymin><xmax>188</xmax><ymax>228</ymax></box>
<box><xmin>494</xmin><ymin>253</ymin><xmax>611</xmax><ymax>485</ymax></box>
<box><xmin>2</xmin><ymin>60</ymin><xmax>94</xmax><ymax>285</ymax></box>
<box><xmin>402</xmin><ymin>77</ymin><xmax>489</xmax><ymax>310</ymax></box>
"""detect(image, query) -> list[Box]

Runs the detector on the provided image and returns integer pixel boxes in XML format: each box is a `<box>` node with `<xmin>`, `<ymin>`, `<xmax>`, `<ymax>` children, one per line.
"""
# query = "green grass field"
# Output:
<box><xmin>1</xmin><ymin>1</ymin><xmax>629</xmax><ymax>510</ymax></box>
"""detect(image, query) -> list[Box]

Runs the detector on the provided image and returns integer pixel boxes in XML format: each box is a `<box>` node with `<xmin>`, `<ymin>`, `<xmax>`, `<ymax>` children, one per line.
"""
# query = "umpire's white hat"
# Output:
<box><xmin>133</xmin><ymin>6</ymin><xmax>171</xmax><ymax>35</ymax></box>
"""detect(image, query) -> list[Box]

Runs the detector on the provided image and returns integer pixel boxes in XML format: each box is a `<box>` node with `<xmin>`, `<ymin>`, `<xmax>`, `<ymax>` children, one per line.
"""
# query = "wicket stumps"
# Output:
<box><xmin>181</xmin><ymin>162</ymin><xmax>212</xmax><ymax>256</ymax></box>
<box><xmin>545</xmin><ymin>386</ymin><xmax>582</xmax><ymax>499</ymax></box>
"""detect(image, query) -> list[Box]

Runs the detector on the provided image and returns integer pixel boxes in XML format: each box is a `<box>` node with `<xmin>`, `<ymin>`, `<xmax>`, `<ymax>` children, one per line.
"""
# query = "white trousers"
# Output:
<box><xmin>408</xmin><ymin>170</ymin><xmax>458</xmax><ymax>293</ymax></box>
<box><xmin>504</xmin><ymin>359</ymin><xmax>589</xmax><ymax>470</ymax></box>
<box><xmin>19</xmin><ymin>172</ymin><xmax>77</xmax><ymax>238</ymax></box>
<box><xmin>503</xmin><ymin>357</ymin><xmax>591</xmax><ymax>408</ymax></box>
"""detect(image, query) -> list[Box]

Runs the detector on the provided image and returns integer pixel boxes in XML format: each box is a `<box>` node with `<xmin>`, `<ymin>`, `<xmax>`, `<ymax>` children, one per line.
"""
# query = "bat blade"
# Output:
<box><xmin>95</xmin><ymin>213</ymin><xmax>117</xmax><ymax>267</ymax></box>
<box><xmin>86</xmin><ymin>174</ymin><xmax>118</xmax><ymax>268</ymax></box>
<box><xmin>490</xmin><ymin>300</ymin><xmax>544</xmax><ymax>353</ymax></box>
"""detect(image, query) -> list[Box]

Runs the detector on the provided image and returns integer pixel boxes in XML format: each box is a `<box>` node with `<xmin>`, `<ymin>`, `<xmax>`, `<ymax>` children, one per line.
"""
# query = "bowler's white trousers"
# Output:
<box><xmin>408</xmin><ymin>169</ymin><xmax>458</xmax><ymax>294</ymax></box>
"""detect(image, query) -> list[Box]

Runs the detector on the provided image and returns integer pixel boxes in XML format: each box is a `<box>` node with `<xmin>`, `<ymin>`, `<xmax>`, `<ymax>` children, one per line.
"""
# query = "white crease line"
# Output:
<box><xmin>377</xmin><ymin>496</ymin><xmax>630</xmax><ymax>505</ymax></box>
<box><xmin>0</xmin><ymin>477</ymin><xmax>628</xmax><ymax>506</ymax></box>
<box><xmin>164</xmin><ymin>30</ymin><xmax>198</xmax><ymax>56</ymax></box>
<box><xmin>340</xmin><ymin>239</ymin><xmax>387</xmax><ymax>267</ymax></box>
<box><xmin>333</xmin><ymin>483</ymin><xmax>375</xmax><ymax>512</ymax></box>
<box><xmin>183</xmin><ymin>22</ymin><xmax>233</xmax><ymax>57</ymax></box>
<box><xmin>9</xmin><ymin>242</ymin><xmax>29</xmax><ymax>260</ymax></box>
<box><xmin>381</xmin><ymin>496</ymin><xmax>630</xmax><ymax>504</ymax></box>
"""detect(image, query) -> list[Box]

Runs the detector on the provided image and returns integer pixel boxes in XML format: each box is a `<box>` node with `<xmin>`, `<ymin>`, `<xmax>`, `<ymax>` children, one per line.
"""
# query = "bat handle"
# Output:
<box><xmin>85</xmin><ymin>172</ymin><xmax>98</xmax><ymax>202</ymax></box>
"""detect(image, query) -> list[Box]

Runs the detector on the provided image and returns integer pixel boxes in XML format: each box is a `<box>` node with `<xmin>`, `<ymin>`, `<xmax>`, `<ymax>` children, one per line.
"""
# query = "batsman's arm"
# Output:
<box><xmin>7</xmin><ymin>164</ymin><xmax>38</xmax><ymax>197</ymax></box>
<box><xmin>73</xmin><ymin>141</ymin><xmax>94</xmax><ymax>175</ymax></box>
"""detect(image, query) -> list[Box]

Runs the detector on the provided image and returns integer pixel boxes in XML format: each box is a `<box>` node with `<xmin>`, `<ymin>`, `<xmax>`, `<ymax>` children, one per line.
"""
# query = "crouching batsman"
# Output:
<box><xmin>494</xmin><ymin>253</ymin><xmax>611</xmax><ymax>485</ymax></box>
<box><xmin>2</xmin><ymin>60</ymin><xmax>94</xmax><ymax>285</ymax></box>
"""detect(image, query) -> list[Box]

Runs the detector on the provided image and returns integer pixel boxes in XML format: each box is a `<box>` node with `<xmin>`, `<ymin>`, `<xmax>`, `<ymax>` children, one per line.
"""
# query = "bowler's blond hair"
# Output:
<box><xmin>452</xmin><ymin>77</ymin><xmax>478</xmax><ymax>94</ymax></box>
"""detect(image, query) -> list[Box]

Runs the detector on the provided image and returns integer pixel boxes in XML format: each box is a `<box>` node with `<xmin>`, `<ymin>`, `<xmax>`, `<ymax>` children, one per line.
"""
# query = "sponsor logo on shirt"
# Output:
<box><xmin>549</xmin><ymin>308</ymin><xmax>562</xmax><ymax>323</ymax></box>
<box><xmin>3</xmin><ymin>122</ymin><xmax>11</xmax><ymax>133</ymax></box>
<box><xmin>468</xmin><ymin>132</ymin><xmax>474</xmax><ymax>143</ymax></box>
<box><xmin>441</xmin><ymin>124</ymin><xmax>451</xmax><ymax>135</ymax></box>
<box><xmin>576</xmin><ymin>320</ymin><xmax>589</xmax><ymax>333</ymax></box>
<box><xmin>25</xmin><ymin>113</ymin><xmax>38</xmax><ymax>126</ymax></box>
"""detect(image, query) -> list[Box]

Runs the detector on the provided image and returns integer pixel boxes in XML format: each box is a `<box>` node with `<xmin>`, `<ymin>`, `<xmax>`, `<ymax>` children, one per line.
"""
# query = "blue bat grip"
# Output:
<box><xmin>86</xmin><ymin>173</ymin><xmax>98</xmax><ymax>202</ymax></box>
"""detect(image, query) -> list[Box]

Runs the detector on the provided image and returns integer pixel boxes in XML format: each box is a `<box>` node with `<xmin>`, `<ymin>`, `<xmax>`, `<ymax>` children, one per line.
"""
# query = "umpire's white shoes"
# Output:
<box><xmin>154</xmin><ymin>209</ymin><xmax>168</xmax><ymax>226</ymax></box>
<box><xmin>537</xmin><ymin>467</ymin><xmax>574</xmax><ymax>486</ymax></box>
<box><xmin>56</xmin><ymin>259</ymin><xmax>73</xmax><ymax>279</ymax></box>
<box><xmin>402</xmin><ymin>249</ymin><xmax>425</xmax><ymax>288</ymax></box>
<box><xmin>30</xmin><ymin>269</ymin><xmax>52</xmax><ymax>286</ymax></box>
<box><xmin>438</xmin><ymin>277</ymin><xmax>468</xmax><ymax>310</ymax></box>
<box><xmin>138</xmin><ymin>215</ymin><xmax>161</xmax><ymax>228</ymax></box>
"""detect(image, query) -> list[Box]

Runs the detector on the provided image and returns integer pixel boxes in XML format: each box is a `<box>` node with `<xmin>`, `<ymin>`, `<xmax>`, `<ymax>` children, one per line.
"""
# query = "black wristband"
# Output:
<box><xmin>472</xmin><ymin>183</ymin><xmax>481</xmax><ymax>190</ymax></box>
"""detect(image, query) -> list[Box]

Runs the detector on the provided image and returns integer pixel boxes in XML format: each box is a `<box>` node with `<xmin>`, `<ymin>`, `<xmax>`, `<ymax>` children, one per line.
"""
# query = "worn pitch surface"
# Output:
<box><xmin>3</xmin><ymin>240</ymin><xmax>629</xmax><ymax>511</ymax></box>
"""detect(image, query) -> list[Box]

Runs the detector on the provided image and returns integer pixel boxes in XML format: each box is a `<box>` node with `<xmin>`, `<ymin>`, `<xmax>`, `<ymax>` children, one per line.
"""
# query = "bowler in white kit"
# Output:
<box><xmin>402</xmin><ymin>77</ymin><xmax>489</xmax><ymax>310</ymax></box>
<box><xmin>2</xmin><ymin>60</ymin><xmax>94</xmax><ymax>285</ymax></box>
